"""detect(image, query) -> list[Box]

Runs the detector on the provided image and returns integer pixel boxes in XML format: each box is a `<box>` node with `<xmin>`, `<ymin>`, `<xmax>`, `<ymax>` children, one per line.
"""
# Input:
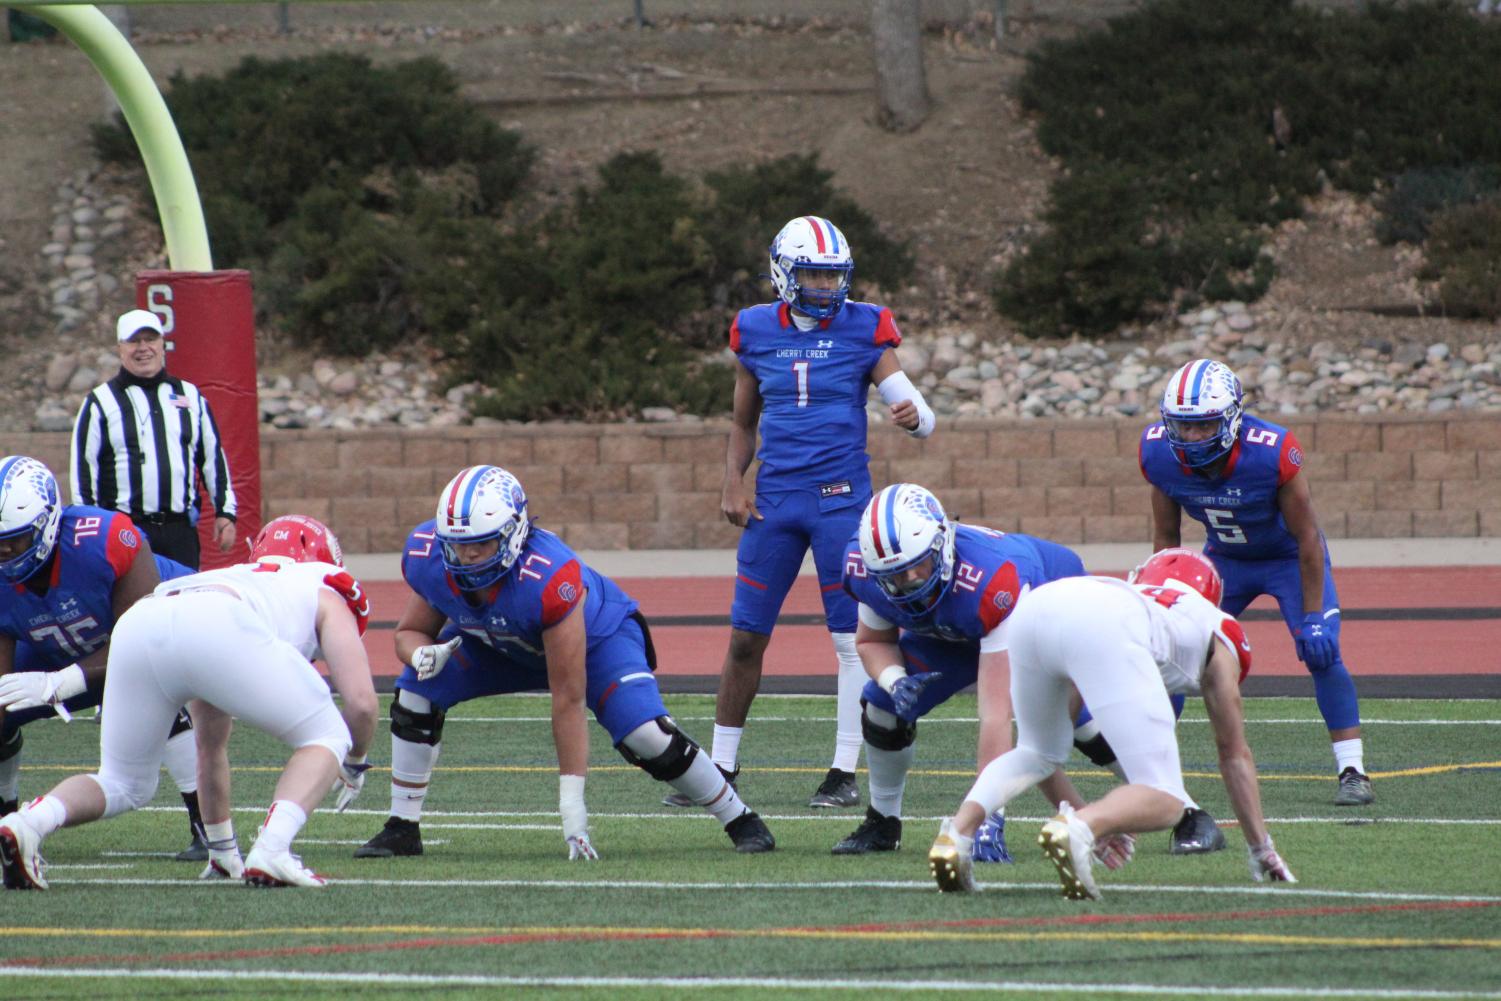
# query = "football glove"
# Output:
<box><xmin>890</xmin><ymin>671</ymin><xmax>943</xmax><ymax>723</ymax></box>
<box><xmin>0</xmin><ymin>664</ymin><xmax>85</xmax><ymax>721</ymax></box>
<box><xmin>334</xmin><ymin>755</ymin><xmax>371</xmax><ymax>812</ymax></box>
<box><xmin>566</xmin><ymin>833</ymin><xmax>600</xmax><ymax>861</ymax></box>
<box><xmin>1247</xmin><ymin>837</ymin><xmax>1297</xmax><ymax>883</ymax></box>
<box><xmin>1295</xmin><ymin>612</ymin><xmax>1338</xmax><ymax>672</ymax></box>
<box><xmin>971</xmin><ymin>810</ymin><xmax>1013</xmax><ymax>863</ymax></box>
<box><xmin>1093</xmin><ymin>832</ymin><xmax>1136</xmax><ymax>871</ymax></box>
<box><xmin>322</xmin><ymin>571</ymin><xmax>371</xmax><ymax>636</ymax></box>
<box><xmin>412</xmin><ymin>636</ymin><xmax>463</xmax><ymax>681</ymax></box>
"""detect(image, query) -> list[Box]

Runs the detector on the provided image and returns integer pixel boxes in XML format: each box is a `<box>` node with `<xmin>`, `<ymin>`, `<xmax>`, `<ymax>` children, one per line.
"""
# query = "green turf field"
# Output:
<box><xmin>2</xmin><ymin>693</ymin><xmax>1499</xmax><ymax>999</ymax></box>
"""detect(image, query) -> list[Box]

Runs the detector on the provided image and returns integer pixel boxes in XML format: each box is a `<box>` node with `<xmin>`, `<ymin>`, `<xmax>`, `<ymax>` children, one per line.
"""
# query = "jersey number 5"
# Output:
<box><xmin>1205</xmin><ymin>507</ymin><xmax>1247</xmax><ymax>545</ymax></box>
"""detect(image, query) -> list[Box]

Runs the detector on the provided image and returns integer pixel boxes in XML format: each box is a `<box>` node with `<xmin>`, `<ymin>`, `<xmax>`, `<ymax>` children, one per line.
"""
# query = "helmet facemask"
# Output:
<box><xmin>1160</xmin><ymin>360</ymin><xmax>1244</xmax><ymax>469</ymax></box>
<box><xmin>768</xmin><ymin>216</ymin><xmax>854</xmax><ymax>321</ymax></box>
<box><xmin>859</xmin><ymin>483</ymin><xmax>957</xmax><ymax>615</ymax></box>
<box><xmin>436</xmin><ymin>466</ymin><xmax>530</xmax><ymax>591</ymax></box>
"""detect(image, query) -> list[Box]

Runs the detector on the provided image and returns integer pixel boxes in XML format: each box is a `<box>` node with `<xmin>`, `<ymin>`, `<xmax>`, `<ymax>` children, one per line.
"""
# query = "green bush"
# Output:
<box><xmin>1425</xmin><ymin>199</ymin><xmax>1501</xmax><ymax>320</ymax></box>
<box><xmin>1377</xmin><ymin>165</ymin><xmax>1501</xmax><ymax>245</ymax></box>
<box><xmin>1000</xmin><ymin>0</ymin><xmax>1501</xmax><ymax>337</ymax></box>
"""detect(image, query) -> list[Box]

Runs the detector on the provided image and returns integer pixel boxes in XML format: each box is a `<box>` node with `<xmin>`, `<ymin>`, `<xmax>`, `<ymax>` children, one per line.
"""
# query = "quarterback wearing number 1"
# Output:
<box><xmin>1140</xmin><ymin>358</ymin><xmax>1371</xmax><ymax>806</ymax></box>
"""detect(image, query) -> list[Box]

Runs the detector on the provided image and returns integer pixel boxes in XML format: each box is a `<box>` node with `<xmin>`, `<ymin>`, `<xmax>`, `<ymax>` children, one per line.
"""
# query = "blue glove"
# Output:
<box><xmin>889</xmin><ymin>671</ymin><xmax>943</xmax><ymax>723</ymax></box>
<box><xmin>1295</xmin><ymin>612</ymin><xmax>1339</xmax><ymax>672</ymax></box>
<box><xmin>971</xmin><ymin>810</ymin><xmax>1014</xmax><ymax>863</ymax></box>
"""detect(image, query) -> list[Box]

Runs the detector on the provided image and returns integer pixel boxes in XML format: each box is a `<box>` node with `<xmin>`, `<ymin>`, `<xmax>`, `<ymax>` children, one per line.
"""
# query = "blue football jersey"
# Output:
<box><xmin>731</xmin><ymin>300</ymin><xmax>900</xmax><ymax>495</ymax></box>
<box><xmin>0</xmin><ymin>506</ymin><xmax>148</xmax><ymax>669</ymax></box>
<box><xmin>402</xmin><ymin>522</ymin><xmax>638</xmax><ymax>671</ymax></box>
<box><xmin>842</xmin><ymin>525</ymin><xmax>1077</xmax><ymax>645</ymax></box>
<box><xmin>1140</xmin><ymin>413</ymin><xmax>1306</xmax><ymax>561</ymax></box>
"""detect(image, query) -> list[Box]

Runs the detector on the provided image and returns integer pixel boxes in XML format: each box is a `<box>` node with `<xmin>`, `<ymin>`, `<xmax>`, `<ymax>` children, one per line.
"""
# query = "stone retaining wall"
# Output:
<box><xmin>5</xmin><ymin>411</ymin><xmax>1498</xmax><ymax>553</ymax></box>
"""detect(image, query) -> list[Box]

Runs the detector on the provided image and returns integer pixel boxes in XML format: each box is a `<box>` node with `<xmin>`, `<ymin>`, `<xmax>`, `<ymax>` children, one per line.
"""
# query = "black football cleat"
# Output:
<box><xmin>831</xmin><ymin>806</ymin><xmax>902</xmax><ymax>855</ymax></box>
<box><xmin>174</xmin><ymin>830</ymin><xmax>210</xmax><ymax>862</ymax></box>
<box><xmin>808</xmin><ymin>768</ymin><xmax>860</xmax><ymax>809</ymax></box>
<box><xmin>1334</xmin><ymin>767</ymin><xmax>1374</xmax><ymax>806</ymax></box>
<box><xmin>354</xmin><ymin>817</ymin><xmax>423</xmax><ymax>858</ymax></box>
<box><xmin>724</xmin><ymin>811</ymin><xmax>776</xmax><ymax>853</ymax></box>
<box><xmin>1169</xmin><ymin>807</ymin><xmax>1227</xmax><ymax>855</ymax></box>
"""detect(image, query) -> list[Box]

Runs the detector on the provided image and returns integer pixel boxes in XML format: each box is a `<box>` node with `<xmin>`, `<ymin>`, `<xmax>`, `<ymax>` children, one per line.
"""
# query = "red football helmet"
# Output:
<box><xmin>251</xmin><ymin>514</ymin><xmax>343</xmax><ymax>567</ymax></box>
<box><xmin>1129</xmin><ymin>547</ymin><xmax>1223</xmax><ymax>607</ymax></box>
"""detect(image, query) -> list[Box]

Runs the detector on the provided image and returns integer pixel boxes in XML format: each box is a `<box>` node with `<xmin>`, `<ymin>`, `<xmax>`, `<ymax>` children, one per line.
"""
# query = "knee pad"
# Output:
<box><xmin>861</xmin><ymin>699</ymin><xmax>916</xmax><ymax>752</ymax></box>
<box><xmin>168</xmin><ymin>708</ymin><xmax>194</xmax><ymax>739</ymax></box>
<box><xmin>1074</xmin><ymin>732</ymin><xmax>1119</xmax><ymax>768</ymax></box>
<box><xmin>88</xmin><ymin>770</ymin><xmax>160</xmax><ymax>819</ymax></box>
<box><xmin>391</xmin><ymin>697</ymin><xmax>446</xmax><ymax>745</ymax></box>
<box><xmin>0</xmin><ymin>729</ymin><xmax>21</xmax><ymax>763</ymax></box>
<box><xmin>617</xmin><ymin>716</ymin><xmax>699</xmax><ymax>782</ymax></box>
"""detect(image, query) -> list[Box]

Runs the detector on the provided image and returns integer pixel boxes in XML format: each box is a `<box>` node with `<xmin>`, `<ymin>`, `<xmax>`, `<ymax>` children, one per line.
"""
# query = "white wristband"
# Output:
<box><xmin>876</xmin><ymin>371</ymin><xmax>936</xmax><ymax>438</ymax></box>
<box><xmin>344</xmin><ymin>752</ymin><xmax>367</xmax><ymax>768</ymax></box>
<box><xmin>559</xmin><ymin>773</ymin><xmax>588</xmax><ymax>840</ymax></box>
<box><xmin>55</xmin><ymin>664</ymin><xmax>87</xmax><ymax>701</ymax></box>
<box><xmin>877</xmin><ymin>664</ymin><xmax>908</xmax><ymax>694</ymax></box>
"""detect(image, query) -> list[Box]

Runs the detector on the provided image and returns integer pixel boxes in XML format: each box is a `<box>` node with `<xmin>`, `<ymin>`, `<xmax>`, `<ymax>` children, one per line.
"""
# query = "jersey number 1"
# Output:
<box><xmin>792</xmin><ymin>360</ymin><xmax>809</xmax><ymax>407</ymax></box>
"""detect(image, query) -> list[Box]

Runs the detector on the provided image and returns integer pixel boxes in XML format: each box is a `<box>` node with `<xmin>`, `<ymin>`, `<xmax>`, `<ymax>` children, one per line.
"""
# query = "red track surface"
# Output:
<box><xmin>354</xmin><ymin>565</ymin><xmax>1501</xmax><ymax>679</ymax></box>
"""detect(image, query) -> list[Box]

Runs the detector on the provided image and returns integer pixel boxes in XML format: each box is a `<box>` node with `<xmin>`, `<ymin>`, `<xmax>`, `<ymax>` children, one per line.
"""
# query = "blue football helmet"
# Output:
<box><xmin>858</xmin><ymin>483</ymin><xmax>956</xmax><ymax>614</ymax></box>
<box><xmin>768</xmin><ymin>215</ymin><xmax>853</xmax><ymax>320</ymax></box>
<box><xmin>1160</xmin><ymin>359</ymin><xmax>1244</xmax><ymax>468</ymax></box>
<box><xmin>0</xmin><ymin>456</ymin><xmax>62</xmax><ymax>584</ymax></box>
<box><xmin>435</xmin><ymin>465</ymin><xmax>530</xmax><ymax>590</ymax></box>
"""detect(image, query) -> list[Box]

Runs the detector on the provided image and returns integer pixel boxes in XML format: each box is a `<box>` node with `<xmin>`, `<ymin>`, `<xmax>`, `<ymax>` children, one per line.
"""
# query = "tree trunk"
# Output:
<box><xmin>870</xmin><ymin>0</ymin><xmax>930</xmax><ymax>133</ymax></box>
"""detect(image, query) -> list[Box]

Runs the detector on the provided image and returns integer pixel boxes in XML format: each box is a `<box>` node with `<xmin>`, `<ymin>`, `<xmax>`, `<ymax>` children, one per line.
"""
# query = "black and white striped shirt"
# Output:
<box><xmin>70</xmin><ymin>370</ymin><xmax>237</xmax><ymax>522</ymax></box>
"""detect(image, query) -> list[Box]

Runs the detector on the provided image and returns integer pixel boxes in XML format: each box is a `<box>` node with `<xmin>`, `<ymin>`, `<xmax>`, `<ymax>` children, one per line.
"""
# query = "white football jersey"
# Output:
<box><xmin>153</xmin><ymin>560</ymin><xmax>345</xmax><ymax>660</ymax></box>
<box><xmin>1092</xmin><ymin>576</ymin><xmax>1252</xmax><ymax>695</ymax></box>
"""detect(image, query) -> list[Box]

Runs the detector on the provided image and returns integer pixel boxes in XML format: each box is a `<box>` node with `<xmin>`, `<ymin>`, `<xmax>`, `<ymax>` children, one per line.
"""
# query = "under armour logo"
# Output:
<box><xmin>817</xmin><ymin>339</ymin><xmax>834</xmax><ymax>348</ymax></box>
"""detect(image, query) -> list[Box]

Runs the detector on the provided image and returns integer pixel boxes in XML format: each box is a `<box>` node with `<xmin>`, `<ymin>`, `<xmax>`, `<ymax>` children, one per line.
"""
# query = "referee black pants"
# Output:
<box><xmin>139</xmin><ymin>518</ymin><xmax>201</xmax><ymax>571</ymax></box>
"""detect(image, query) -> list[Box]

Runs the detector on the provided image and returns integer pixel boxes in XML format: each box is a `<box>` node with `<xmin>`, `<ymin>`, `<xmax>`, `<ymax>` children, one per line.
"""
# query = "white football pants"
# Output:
<box><xmin>997</xmin><ymin>577</ymin><xmax>1190</xmax><ymax>807</ymax></box>
<box><xmin>89</xmin><ymin>590</ymin><xmax>351</xmax><ymax>818</ymax></box>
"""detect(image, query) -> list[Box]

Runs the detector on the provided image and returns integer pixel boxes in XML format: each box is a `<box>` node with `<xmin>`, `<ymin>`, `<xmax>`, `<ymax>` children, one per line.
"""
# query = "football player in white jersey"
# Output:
<box><xmin>927</xmin><ymin>548</ymin><xmax>1296</xmax><ymax>899</ymax></box>
<box><xmin>0</xmin><ymin>515</ymin><xmax>377</xmax><ymax>890</ymax></box>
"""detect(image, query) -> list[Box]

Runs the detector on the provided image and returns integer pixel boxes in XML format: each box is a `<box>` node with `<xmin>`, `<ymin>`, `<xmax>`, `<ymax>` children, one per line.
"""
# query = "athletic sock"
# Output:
<box><xmin>1332</xmin><ymin>738</ymin><xmax>1365</xmax><ymax>775</ymax></box>
<box><xmin>710</xmin><ymin>725</ymin><xmax>743</xmax><ymax>773</ymax></box>
<box><xmin>255</xmin><ymin>800</ymin><xmax>307</xmax><ymax>855</ymax></box>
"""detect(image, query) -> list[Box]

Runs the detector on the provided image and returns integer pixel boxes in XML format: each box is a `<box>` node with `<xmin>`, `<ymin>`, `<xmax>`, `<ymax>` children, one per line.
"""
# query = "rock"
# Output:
<box><xmin>1226</xmin><ymin>312</ymin><xmax>1254</xmax><ymax>331</ymax></box>
<box><xmin>1427</xmin><ymin>343</ymin><xmax>1451</xmax><ymax>362</ymax></box>
<box><xmin>67</xmin><ymin>367</ymin><xmax>99</xmax><ymax>393</ymax></box>
<box><xmin>33</xmin><ymin>403</ymin><xmax>76</xmax><ymax>432</ymax></box>
<box><xmin>640</xmin><ymin>406</ymin><xmax>677</xmax><ymax>422</ymax></box>
<box><xmin>44</xmin><ymin>355</ymin><xmax>78</xmax><ymax>392</ymax></box>
<box><xmin>1050</xmin><ymin>370</ymin><xmax>1083</xmax><ymax>392</ymax></box>
<box><xmin>329</xmin><ymin>371</ymin><xmax>360</xmax><ymax>396</ymax></box>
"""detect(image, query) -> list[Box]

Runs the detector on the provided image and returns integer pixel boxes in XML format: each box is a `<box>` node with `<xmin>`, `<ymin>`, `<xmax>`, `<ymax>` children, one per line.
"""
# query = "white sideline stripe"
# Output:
<box><xmin>132</xmin><ymin>806</ymin><xmax>1501</xmax><ymax>825</ymax></box>
<box><xmin>0</xmin><ymin>969</ymin><xmax>1494</xmax><ymax>1000</ymax></box>
<box><xmin>44</xmin><ymin>864</ymin><xmax>134</xmax><ymax>870</ymax></box>
<box><xmin>442</xmin><ymin>715</ymin><xmax>1501</xmax><ymax>725</ymax></box>
<box><xmin>46</xmin><ymin>876</ymin><xmax>1501</xmax><ymax>903</ymax></box>
<box><xmin>279</xmin><ymin>838</ymin><xmax>451</xmax><ymax>846</ymax></box>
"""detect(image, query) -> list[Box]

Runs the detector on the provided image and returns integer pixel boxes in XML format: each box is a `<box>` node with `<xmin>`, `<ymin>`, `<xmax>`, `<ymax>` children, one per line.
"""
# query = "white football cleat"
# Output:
<box><xmin>928</xmin><ymin>818</ymin><xmax>977</xmax><ymax>893</ymax></box>
<box><xmin>0</xmin><ymin>812</ymin><xmax>49</xmax><ymax>890</ymax></box>
<box><xmin>242</xmin><ymin>843</ymin><xmax>327</xmax><ymax>888</ymax></box>
<box><xmin>1038</xmin><ymin>801</ymin><xmax>1101</xmax><ymax>901</ymax></box>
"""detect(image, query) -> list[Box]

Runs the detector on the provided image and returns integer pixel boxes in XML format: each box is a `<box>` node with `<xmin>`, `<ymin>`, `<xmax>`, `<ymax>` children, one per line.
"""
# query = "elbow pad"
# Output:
<box><xmin>876</xmin><ymin>371</ymin><xmax>936</xmax><ymax>438</ymax></box>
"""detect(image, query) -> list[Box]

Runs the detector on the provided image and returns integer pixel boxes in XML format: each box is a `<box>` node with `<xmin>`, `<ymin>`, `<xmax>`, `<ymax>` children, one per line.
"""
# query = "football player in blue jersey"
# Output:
<box><xmin>355</xmin><ymin>465</ymin><xmax>775</xmax><ymax>859</ymax></box>
<box><xmin>831</xmin><ymin>482</ymin><xmax>1087</xmax><ymax>860</ymax></box>
<box><xmin>1141</xmin><ymin>359</ymin><xmax>1372</xmax><ymax>808</ymax></box>
<box><xmin>0</xmin><ymin>456</ymin><xmax>209</xmax><ymax>859</ymax></box>
<box><xmin>666</xmin><ymin>215</ymin><xmax>936</xmax><ymax>813</ymax></box>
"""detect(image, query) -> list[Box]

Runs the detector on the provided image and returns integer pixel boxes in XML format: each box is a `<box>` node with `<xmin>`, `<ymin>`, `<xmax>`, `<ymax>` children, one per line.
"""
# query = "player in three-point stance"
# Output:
<box><xmin>355</xmin><ymin>465</ymin><xmax>775</xmax><ymax>861</ymax></box>
<box><xmin>832</xmin><ymin>482</ymin><xmax>1085</xmax><ymax>863</ymax></box>
<box><xmin>1</xmin><ymin>514</ymin><xmax>377</xmax><ymax>889</ymax></box>
<box><xmin>928</xmin><ymin>549</ymin><xmax>1296</xmax><ymax>899</ymax></box>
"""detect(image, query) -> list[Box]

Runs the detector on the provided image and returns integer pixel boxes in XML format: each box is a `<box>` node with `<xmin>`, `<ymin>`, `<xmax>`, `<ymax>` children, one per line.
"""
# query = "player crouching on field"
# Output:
<box><xmin>928</xmin><ymin>549</ymin><xmax>1296</xmax><ymax>899</ymax></box>
<box><xmin>354</xmin><ymin>465</ymin><xmax>774</xmax><ymax>861</ymax></box>
<box><xmin>0</xmin><ymin>515</ymin><xmax>377</xmax><ymax>890</ymax></box>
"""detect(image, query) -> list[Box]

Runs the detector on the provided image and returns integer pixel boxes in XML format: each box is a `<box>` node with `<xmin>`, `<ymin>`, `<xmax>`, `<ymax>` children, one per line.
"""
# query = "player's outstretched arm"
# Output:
<box><xmin>721</xmin><ymin>361</ymin><xmax>763</xmax><ymax>527</ymax></box>
<box><xmin>1201</xmin><ymin>639</ymin><xmax>1270</xmax><ymax>849</ymax></box>
<box><xmin>974</xmin><ymin>649</ymin><xmax>1014</xmax><ymax>769</ymax></box>
<box><xmin>853</xmin><ymin>616</ymin><xmax>903</xmax><ymax>685</ymax></box>
<box><xmin>543</xmin><ymin>599</ymin><xmax>591</xmax><ymax>780</ymax></box>
<box><xmin>316</xmin><ymin>588</ymin><xmax>378</xmax><ymax>759</ymax></box>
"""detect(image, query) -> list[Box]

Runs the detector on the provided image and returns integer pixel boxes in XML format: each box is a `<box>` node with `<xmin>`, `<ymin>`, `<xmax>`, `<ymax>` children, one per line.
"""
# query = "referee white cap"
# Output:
<box><xmin>116</xmin><ymin>308</ymin><xmax>165</xmax><ymax>342</ymax></box>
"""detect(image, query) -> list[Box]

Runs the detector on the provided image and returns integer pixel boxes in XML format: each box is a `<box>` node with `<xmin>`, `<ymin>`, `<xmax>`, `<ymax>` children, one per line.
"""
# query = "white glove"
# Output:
<box><xmin>334</xmin><ymin>755</ymin><xmax>371</xmax><ymax>812</ymax></box>
<box><xmin>0</xmin><ymin>664</ymin><xmax>86</xmax><ymax>721</ymax></box>
<box><xmin>411</xmin><ymin>637</ymin><xmax>463</xmax><ymax>681</ymax></box>
<box><xmin>1247</xmin><ymin>837</ymin><xmax>1297</xmax><ymax>883</ymax></box>
<box><xmin>199</xmin><ymin>848</ymin><xmax>245</xmax><ymax>880</ymax></box>
<box><xmin>566</xmin><ymin>832</ymin><xmax>600</xmax><ymax>861</ymax></box>
<box><xmin>1092</xmin><ymin>832</ymin><xmax>1136</xmax><ymax>872</ymax></box>
<box><xmin>560</xmin><ymin>773</ymin><xmax>597</xmax><ymax>860</ymax></box>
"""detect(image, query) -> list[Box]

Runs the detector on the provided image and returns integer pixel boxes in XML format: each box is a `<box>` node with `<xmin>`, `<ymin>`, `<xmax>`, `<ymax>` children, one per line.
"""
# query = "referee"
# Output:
<box><xmin>69</xmin><ymin>308</ymin><xmax>237</xmax><ymax>569</ymax></box>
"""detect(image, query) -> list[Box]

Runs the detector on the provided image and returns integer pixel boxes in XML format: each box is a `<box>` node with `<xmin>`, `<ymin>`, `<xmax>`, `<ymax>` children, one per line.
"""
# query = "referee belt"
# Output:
<box><xmin>132</xmin><ymin>512</ymin><xmax>191</xmax><ymax>526</ymax></box>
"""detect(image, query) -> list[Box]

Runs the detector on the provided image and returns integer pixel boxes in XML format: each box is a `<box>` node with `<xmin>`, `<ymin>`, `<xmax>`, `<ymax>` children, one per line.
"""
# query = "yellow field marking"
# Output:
<box><xmin>23</xmin><ymin>760</ymin><xmax>1501</xmax><ymax>780</ymax></box>
<box><xmin>5</xmin><ymin>924</ymin><xmax>1498</xmax><ymax>953</ymax></box>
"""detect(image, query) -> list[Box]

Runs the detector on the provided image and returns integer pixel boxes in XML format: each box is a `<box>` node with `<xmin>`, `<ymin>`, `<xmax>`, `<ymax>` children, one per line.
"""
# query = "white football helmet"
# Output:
<box><xmin>435</xmin><ymin>465</ymin><xmax>530</xmax><ymax>590</ymax></box>
<box><xmin>0</xmin><ymin>456</ymin><xmax>62</xmax><ymax>585</ymax></box>
<box><xmin>768</xmin><ymin>215</ymin><xmax>853</xmax><ymax>320</ymax></box>
<box><xmin>1159</xmin><ymin>359</ymin><xmax>1244</xmax><ymax>468</ymax></box>
<box><xmin>858</xmin><ymin>483</ymin><xmax>956</xmax><ymax>613</ymax></box>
